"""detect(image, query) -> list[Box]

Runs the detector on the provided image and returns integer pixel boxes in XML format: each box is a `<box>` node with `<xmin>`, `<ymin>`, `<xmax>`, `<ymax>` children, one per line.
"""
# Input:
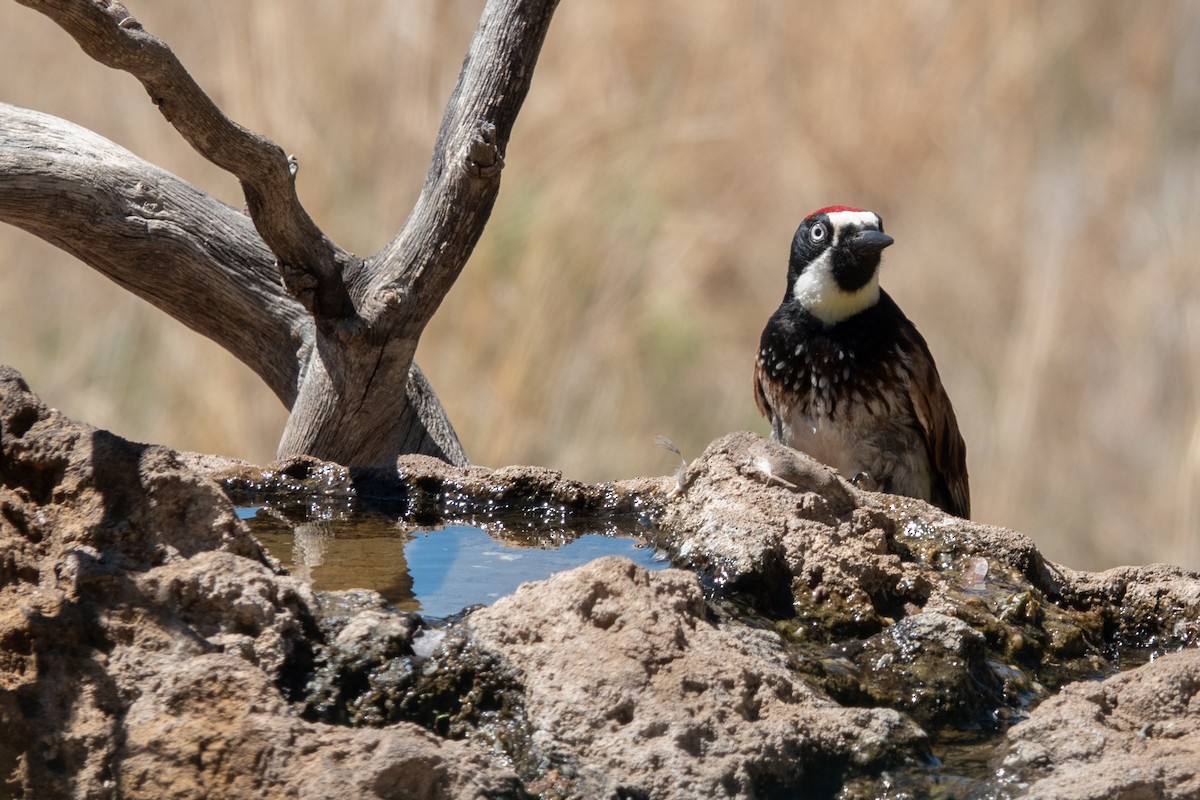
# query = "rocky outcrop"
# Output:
<box><xmin>461</xmin><ymin>557</ymin><xmax>923</xmax><ymax>797</ymax></box>
<box><xmin>655</xmin><ymin>433</ymin><xmax>1200</xmax><ymax>723</ymax></box>
<box><xmin>4</xmin><ymin>363</ymin><xmax>1200</xmax><ymax>799</ymax></box>
<box><xmin>0</xmin><ymin>367</ymin><xmax>521</xmax><ymax>799</ymax></box>
<box><xmin>999</xmin><ymin>647</ymin><xmax>1200</xmax><ymax>799</ymax></box>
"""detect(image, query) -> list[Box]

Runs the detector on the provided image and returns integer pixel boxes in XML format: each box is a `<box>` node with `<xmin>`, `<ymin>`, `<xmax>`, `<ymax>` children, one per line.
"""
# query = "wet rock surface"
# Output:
<box><xmin>817</xmin><ymin>610</ymin><xmax>1010</xmax><ymax>729</ymax></box>
<box><xmin>4</xmin><ymin>365</ymin><xmax>1200</xmax><ymax>798</ymax></box>
<box><xmin>657</xmin><ymin>433</ymin><xmax>1200</xmax><ymax>716</ymax></box>
<box><xmin>997</xmin><ymin>646</ymin><xmax>1200</xmax><ymax>799</ymax></box>
<box><xmin>206</xmin><ymin>448</ymin><xmax>666</xmax><ymax>535</ymax></box>
<box><xmin>458</xmin><ymin>557</ymin><xmax>925</xmax><ymax>797</ymax></box>
<box><xmin>657</xmin><ymin>433</ymin><xmax>1200</xmax><ymax>795</ymax></box>
<box><xmin>0</xmin><ymin>367</ymin><xmax>522</xmax><ymax>799</ymax></box>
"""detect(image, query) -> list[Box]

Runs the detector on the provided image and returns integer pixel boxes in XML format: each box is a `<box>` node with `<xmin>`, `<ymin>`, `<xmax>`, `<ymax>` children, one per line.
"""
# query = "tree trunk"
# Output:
<box><xmin>0</xmin><ymin>0</ymin><xmax>560</xmax><ymax>467</ymax></box>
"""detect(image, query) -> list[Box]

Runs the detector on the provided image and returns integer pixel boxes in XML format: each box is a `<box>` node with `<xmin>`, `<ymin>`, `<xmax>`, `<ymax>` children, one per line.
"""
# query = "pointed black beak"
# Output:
<box><xmin>846</xmin><ymin>229</ymin><xmax>894</xmax><ymax>255</ymax></box>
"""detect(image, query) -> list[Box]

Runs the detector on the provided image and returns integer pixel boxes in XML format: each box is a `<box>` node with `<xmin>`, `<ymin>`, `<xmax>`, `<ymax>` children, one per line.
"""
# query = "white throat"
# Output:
<box><xmin>791</xmin><ymin>248</ymin><xmax>881</xmax><ymax>326</ymax></box>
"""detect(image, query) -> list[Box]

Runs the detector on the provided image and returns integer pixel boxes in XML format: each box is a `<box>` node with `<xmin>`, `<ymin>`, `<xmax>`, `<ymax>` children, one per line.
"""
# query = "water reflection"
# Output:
<box><xmin>240</xmin><ymin>508</ymin><xmax>668</xmax><ymax>618</ymax></box>
<box><xmin>406</xmin><ymin>526</ymin><xmax>667</xmax><ymax>617</ymax></box>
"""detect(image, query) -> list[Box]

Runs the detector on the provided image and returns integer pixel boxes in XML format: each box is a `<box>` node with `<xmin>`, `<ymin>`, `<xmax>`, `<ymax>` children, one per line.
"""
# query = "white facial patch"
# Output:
<box><xmin>791</xmin><ymin>210</ymin><xmax>884</xmax><ymax>326</ymax></box>
<box><xmin>824</xmin><ymin>209</ymin><xmax>882</xmax><ymax>235</ymax></box>
<box><xmin>791</xmin><ymin>254</ymin><xmax>880</xmax><ymax>325</ymax></box>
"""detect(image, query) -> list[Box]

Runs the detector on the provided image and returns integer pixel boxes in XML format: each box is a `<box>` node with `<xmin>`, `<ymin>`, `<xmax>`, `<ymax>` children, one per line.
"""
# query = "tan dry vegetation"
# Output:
<box><xmin>1</xmin><ymin>1</ymin><xmax>1198</xmax><ymax>571</ymax></box>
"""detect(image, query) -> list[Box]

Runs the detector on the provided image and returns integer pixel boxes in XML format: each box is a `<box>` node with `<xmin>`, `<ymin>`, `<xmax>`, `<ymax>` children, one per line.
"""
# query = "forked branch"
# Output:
<box><xmin>3</xmin><ymin>0</ymin><xmax>561</xmax><ymax>467</ymax></box>
<box><xmin>15</xmin><ymin>0</ymin><xmax>355</xmax><ymax>321</ymax></box>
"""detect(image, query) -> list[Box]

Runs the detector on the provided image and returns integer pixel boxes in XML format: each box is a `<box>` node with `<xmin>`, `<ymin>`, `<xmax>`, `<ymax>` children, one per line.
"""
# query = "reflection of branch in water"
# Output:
<box><xmin>243</xmin><ymin>505</ymin><xmax>660</xmax><ymax>618</ymax></box>
<box><xmin>292</xmin><ymin>520</ymin><xmax>335</xmax><ymax>583</ymax></box>
<box><xmin>246</xmin><ymin>512</ymin><xmax>417</xmax><ymax>606</ymax></box>
<box><xmin>229</xmin><ymin>458</ymin><xmax>664</xmax><ymax>612</ymax></box>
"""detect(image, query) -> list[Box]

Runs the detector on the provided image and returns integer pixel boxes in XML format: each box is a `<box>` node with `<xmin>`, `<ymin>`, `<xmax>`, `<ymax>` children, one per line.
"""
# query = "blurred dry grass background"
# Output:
<box><xmin>2</xmin><ymin>1</ymin><xmax>1198</xmax><ymax>571</ymax></box>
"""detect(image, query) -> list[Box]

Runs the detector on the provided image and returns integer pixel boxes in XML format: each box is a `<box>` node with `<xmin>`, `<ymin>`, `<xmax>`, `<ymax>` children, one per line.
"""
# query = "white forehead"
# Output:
<box><xmin>825</xmin><ymin>210</ymin><xmax>881</xmax><ymax>238</ymax></box>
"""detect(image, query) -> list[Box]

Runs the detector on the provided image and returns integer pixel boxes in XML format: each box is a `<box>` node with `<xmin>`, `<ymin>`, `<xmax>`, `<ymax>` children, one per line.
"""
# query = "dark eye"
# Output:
<box><xmin>809</xmin><ymin>222</ymin><xmax>828</xmax><ymax>243</ymax></box>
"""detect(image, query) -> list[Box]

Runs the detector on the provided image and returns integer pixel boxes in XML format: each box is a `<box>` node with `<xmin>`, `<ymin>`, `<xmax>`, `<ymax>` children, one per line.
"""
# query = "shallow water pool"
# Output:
<box><xmin>239</xmin><ymin>508</ymin><xmax>669</xmax><ymax>618</ymax></box>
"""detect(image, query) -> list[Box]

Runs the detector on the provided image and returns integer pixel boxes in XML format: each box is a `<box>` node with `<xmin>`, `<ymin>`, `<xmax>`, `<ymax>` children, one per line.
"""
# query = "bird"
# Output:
<box><xmin>753</xmin><ymin>206</ymin><xmax>970</xmax><ymax>518</ymax></box>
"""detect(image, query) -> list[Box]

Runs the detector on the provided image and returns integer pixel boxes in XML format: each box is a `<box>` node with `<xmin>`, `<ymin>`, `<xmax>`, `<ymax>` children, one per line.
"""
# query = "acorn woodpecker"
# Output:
<box><xmin>753</xmin><ymin>206</ymin><xmax>970</xmax><ymax>517</ymax></box>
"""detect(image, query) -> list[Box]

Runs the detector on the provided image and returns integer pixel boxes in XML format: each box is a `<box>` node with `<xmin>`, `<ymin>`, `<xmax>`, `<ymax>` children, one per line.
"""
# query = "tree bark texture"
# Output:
<box><xmin>1</xmin><ymin>0</ymin><xmax>561</xmax><ymax>467</ymax></box>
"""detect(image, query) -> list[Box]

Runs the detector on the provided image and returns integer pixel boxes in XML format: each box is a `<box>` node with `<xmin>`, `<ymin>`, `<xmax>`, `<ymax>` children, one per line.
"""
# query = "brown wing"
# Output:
<box><xmin>898</xmin><ymin>328</ymin><xmax>971</xmax><ymax>518</ymax></box>
<box><xmin>753</xmin><ymin>358</ymin><xmax>785</xmax><ymax>443</ymax></box>
<box><xmin>754</xmin><ymin>359</ymin><xmax>772</xmax><ymax>419</ymax></box>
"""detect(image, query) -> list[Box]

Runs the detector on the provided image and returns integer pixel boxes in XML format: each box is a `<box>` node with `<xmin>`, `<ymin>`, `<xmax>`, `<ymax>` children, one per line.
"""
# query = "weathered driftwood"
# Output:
<box><xmin>1</xmin><ymin>0</ymin><xmax>561</xmax><ymax>466</ymax></box>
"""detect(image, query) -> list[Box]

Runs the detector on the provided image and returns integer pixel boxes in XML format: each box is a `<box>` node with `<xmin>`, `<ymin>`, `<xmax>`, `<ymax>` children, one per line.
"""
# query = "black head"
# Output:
<box><xmin>787</xmin><ymin>206</ymin><xmax>894</xmax><ymax>325</ymax></box>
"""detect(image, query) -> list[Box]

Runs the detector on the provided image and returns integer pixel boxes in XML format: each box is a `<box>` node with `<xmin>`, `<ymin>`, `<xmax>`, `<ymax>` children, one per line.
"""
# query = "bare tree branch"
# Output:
<box><xmin>0</xmin><ymin>102</ymin><xmax>470</xmax><ymax>464</ymax></box>
<box><xmin>2</xmin><ymin>0</ymin><xmax>560</xmax><ymax>468</ymax></box>
<box><xmin>14</xmin><ymin>0</ymin><xmax>356</xmax><ymax>322</ymax></box>
<box><xmin>275</xmin><ymin>0</ymin><xmax>560</xmax><ymax>464</ymax></box>
<box><xmin>0</xmin><ymin>103</ymin><xmax>307</xmax><ymax>405</ymax></box>
<box><xmin>368</xmin><ymin>0</ymin><xmax>560</xmax><ymax>342</ymax></box>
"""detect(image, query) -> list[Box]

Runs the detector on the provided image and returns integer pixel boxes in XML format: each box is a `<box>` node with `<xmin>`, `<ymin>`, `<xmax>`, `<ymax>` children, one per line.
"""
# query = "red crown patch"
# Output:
<box><xmin>809</xmin><ymin>205</ymin><xmax>865</xmax><ymax>217</ymax></box>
